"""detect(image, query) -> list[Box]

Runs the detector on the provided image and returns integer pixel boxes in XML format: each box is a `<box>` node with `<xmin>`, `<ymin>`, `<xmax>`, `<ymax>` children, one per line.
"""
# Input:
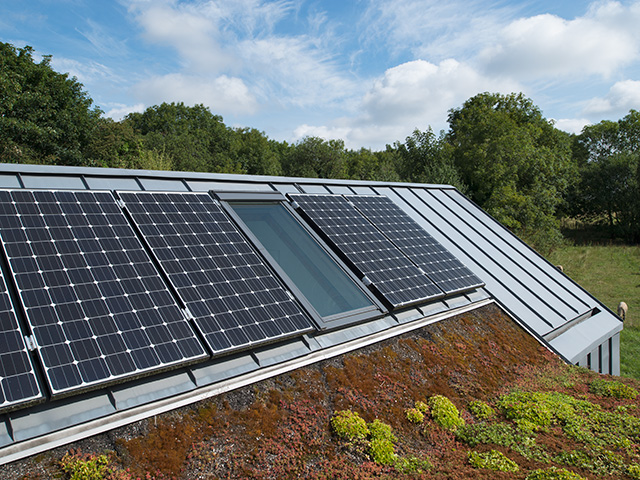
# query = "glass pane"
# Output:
<box><xmin>232</xmin><ymin>203</ymin><xmax>373</xmax><ymax>318</ymax></box>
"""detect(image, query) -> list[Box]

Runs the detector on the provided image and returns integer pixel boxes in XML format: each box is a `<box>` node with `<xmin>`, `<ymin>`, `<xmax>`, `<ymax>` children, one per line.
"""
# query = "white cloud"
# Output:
<box><xmin>294</xmin><ymin>59</ymin><xmax>522</xmax><ymax>149</ymax></box>
<box><xmin>131</xmin><ymin>73</ymin><xmax>258</xmax><ymax>115</ymax></box>
<box><xmin>125</xmin><ymin>0</ymin><xmax>355</xmax><ymax>111</ymax></box>
<box><xmin>129</xmin><ymin>1</ymin><xmax>236</xmax><ymax>72</ymax></box>
<box><xmin>104</xmin><ymin>103</ymin><xmax>146</xmax><ymax>121</ymax></box>
<box><xmin>50</xmin><ymin>57</ymin><xmax>119</xmax><ymax>85</ymax></box>
<box><xmin>583</xmin><ymin>80</ymin><xmax>640</xmax><ymax>115</ymax></box>
<box><xmin>240</xmin><ymin>37</ymin><xmax>357</xmax><ymax>107</ymax></box>
<box><xmin>479</xmin><ymin>2</ymin><xmax>640</xmax><ymax>79</ymax></box>
<box><xmin>553</xmin><ymin>118</ymin><xmax>591</xmax><ymax>135</ymax></box>
<box><xmin>360</xmin><ymin>0</ymin><xmax>514</xmax><ymax>61</ymax></box>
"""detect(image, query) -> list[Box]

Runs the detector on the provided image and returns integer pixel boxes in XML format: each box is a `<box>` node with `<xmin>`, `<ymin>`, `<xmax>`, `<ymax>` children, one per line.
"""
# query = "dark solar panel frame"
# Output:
<box><xmin>118</xmin><ymin>191</ymin><xmax>314</xmax><ymax>356</ymax></box>
<box><xmin>289</xmin><ymin>194</ymin><xmax>443</xmax><ymax>308</ymax></box>
<box><xmin>0</xmin><ymin>190</ymin><xmax>208</xmax><ymax>397</ymax></box>
<box><xmin>0</xmin><ymin>268</ymin><xmax>42</xmax><ymax>411</ymax></box>
<box><xmin>348</xmin><ymin>195</ymin><xmax>484</xmax><ymax>295</ymax></box>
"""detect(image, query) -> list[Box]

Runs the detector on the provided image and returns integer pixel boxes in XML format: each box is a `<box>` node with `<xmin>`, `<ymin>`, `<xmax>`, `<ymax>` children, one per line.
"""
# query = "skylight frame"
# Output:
<box><xmin>215</xmin><ymin>191</ymin><xmax>387</xmax><ymax>331</ymax></box>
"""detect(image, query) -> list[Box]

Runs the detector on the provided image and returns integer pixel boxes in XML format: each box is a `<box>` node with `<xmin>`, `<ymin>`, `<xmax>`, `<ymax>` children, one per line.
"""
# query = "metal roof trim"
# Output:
<box><xmin>0</xmin><ymin>162</ymin><xmax>456</xmax><ymax>190</ymax></box>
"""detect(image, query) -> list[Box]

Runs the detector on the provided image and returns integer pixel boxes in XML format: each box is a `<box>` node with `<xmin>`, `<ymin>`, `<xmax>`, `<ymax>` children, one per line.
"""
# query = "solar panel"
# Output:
<box><xmin>348</xmin><ymin>195</ymin><xmax>484</xmax><ymax>295</ymax></box>
<box><xmin>290</xmin><ymin>194</ymin><xmax>443</xmax><ymax>308</ymax></box>
<box><xmin>118</xmin><ymin>192</ymin><xmax>314</xmax><ymax>355</ymax></box>
<box><xmin>0</xmin><ymin>190</ymin><xmax>208</xmax><ymax>396</ymax></box>
<box><xmin>0</xmin><ymin>268</ymin><xmax>42</xmax><ymax>410</ymax></box>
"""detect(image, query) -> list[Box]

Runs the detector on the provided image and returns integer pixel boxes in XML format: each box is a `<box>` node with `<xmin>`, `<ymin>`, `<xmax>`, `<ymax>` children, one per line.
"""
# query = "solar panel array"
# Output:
<box><xmin>119</xmin><ymin>192</ymin><xmax>314</xmax><ymax>355</ymax></box>
<box><xmin>290</xmin><ymin>194</ymin><xmax>443</xmax><ymax>308</ymax></box>
<box><xmin>0</xmin><ymin>268</ymin><xmax>42</xmax><ymax>410</ymax></box>
<box><xmin>0</xmin><ymin>190</ymin><xmax>208</xmax><ymax>396</ymax></box>
<box><xmin>348</xmin><ymin>195</ymin><xmax>484</xmax><ymax>295</ymax></box>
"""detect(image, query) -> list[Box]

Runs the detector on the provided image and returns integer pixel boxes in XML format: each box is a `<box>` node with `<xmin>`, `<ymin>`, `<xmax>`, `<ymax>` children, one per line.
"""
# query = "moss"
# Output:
<box><xmin>331</xmin><ymin>410</ymin><xmax>369</xmax><ymax>441</ymax></box>
<box><xmin>428</xmin><ymin>395</ymin><xmax>465</xmax><ymax>432</ymax></box>
<box><xmin>467</xmin><ymin>449</ymin><xmax>519</xmax><ymax>472</ymax></box>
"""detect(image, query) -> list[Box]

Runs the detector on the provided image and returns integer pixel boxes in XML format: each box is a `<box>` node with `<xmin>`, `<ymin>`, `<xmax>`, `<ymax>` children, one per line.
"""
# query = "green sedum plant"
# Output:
<box><xmin>590</xmin><ymin>378</ymin><xmax>638</xmax><ymax>399</ymax></box>
<box><xmin>525</xmin><ymin>466</ymin><xmax>587</xmax><ymax>480</ymax></box>
<box><xmin>414</xmin><ymin>400</ymin><xmax>429</xmax><ymax>414</ymax></box>
<box><xmin>405</xmin><ymin>407</ymin><xmax>424</xmax><ymax>424</ymax></box>
<box><xmin>394</xmin><ymin>455</ymin><xmax>432</xmax><ymax>474</ymax></box>
<box><xmin>60</xmin><ymin>452</ymin><xmax>110</xmax><ymax>480</ymax></box>
<box><xmin>331</xmin><ymin>410</ymin><xmax>369</xmax><ymax>441</ymax></box>
<box><xmin>428</xmin><ymin>395</ymin><xmax>465</xmax><ymax>431</ymax></box>
<box><xmin>367</xmin><ymin>419</ymin><xmax>397</xmax><ymax>465</ymax></box>
<box><xmin>468</xmin><ymin>449</ymin><xmax>519</xmax><ymax>472</ymax></box>
<box><xmin>554</xmin><ymin>447</ymin><xmax>626</xmax><ymax>477</ymax></box>
<box><xmin>468</xmin><ymin>400</ymin><xmax>495</xmax><ymax>420</ymax></box>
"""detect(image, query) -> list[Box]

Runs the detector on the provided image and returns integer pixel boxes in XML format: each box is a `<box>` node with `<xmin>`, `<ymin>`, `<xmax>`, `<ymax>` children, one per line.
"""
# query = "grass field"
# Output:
<box><xmin>547</xmin><ymin>244</ymin><xmax>640</xmax><ymax>378</ymax></box>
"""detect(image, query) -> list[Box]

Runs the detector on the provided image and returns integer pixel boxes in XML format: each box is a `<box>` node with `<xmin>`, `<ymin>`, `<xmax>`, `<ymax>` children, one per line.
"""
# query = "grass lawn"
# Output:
<box><xmin>547</xmin><ymin>245</ymin><xmax>640</xmax><ymax>378</ymax></box>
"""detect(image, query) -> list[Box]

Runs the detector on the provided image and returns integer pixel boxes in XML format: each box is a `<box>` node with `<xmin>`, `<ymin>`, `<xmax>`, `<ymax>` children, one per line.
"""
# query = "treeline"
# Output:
<box><xmin>1</xmin><ymin>42</ymin><xmax>639</xmax><ymax>252</ymax></box>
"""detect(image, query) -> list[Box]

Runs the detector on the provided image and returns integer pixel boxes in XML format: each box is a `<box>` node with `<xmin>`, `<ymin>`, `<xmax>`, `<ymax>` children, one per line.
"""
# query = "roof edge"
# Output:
<box><xmin>0</xmin><ymin>162</ymin><xmax>455</xmax><ymax>190</ymax></box>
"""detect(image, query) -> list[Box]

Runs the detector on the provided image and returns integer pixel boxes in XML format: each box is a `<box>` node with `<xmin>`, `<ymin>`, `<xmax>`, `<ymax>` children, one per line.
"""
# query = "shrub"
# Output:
<box><xmin>428</xmin><ymin>395</ymin><xmax>465</xmax><ymax>431</ymax></box>
<box><xmin>525</xmin><ymin>467</ymin><xmax>587</xmax><ymax>480</ymax></box>
<box><xmin>590</xmin><ymin>379</ymin><xmax>638</xmax><ymax>399</ymax></box>
<box><xmin>468</xmin><ymin>449</ymin><xmax>519</xmax><ymax>472</ymax></box>
<box><xmin>469</xmin><ymin>400</ymin><xmax>496</xmax><ymax>420</ymax></box>
<box><xmin>395</xmin><ymin>455</ymin><xmax>432</xmax><ymax>474</ymax></box>
<box><xmin>368</xmin><ymin>419</ymin><xmax>397</xmax><ymax>465</ymax></box>
<box><xmin>331</xmin><ymin>410</ymin><xmax>369</xmax><ymax>441</ymax></box>
<box><xmin>405</xmin><ymin>407</ymin><xmax>424</xmax><ymax>424</ymax></box>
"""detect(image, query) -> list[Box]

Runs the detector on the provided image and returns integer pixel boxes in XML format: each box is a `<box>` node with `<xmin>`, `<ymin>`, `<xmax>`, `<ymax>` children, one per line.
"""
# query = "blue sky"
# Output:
<box><xmin>2</xmin><ymin>0</ymin><xmax>640</xmax><ymax>150</ymax></box>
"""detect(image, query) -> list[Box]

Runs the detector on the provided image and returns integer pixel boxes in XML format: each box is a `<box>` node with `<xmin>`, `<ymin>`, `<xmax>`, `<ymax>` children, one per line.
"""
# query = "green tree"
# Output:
<box><xmin>572</xmin><ymin>111</ymin><xmax>640</xmax><ymax>242</ymax></box>
<box><xmin>84</xmin><ymin>118</ymin><xmax>143</xmax><ymax>169</ymax></box>
<box><xmin>282</xmin><ymin>136</ymin><xmax>347</xmax><ymax>179</ymax></box>
<box><xmin>394</xmin><ymin>128</ymin><xmax>465</xmax><ymax>190</ymax></box>
<box><xmin>0</xmin><ymin>42</ymin><xmax>102</xmax><ymax>165</ymax></box>
<box><xmin>446</xmin><ymin>92</ymin><xmax>575</xmax><ymax>252</ymax></box>
<box><xmin>231</xmin><ymin>127</ymin><xmax>282</xmax><ymax>176</ymax></box>
<box><xmin>125</xmin><ymin>102</ymin><xmax>240</xmax><ymax>174</ymax></box>
<box><xmin>345</xmin><ymin>147</ymin><xmax>401</xmax><ymax>182</ymax></box>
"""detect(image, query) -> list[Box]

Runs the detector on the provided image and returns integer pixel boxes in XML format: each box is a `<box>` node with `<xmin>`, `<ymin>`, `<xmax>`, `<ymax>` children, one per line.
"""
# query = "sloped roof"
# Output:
<box><xmin>0</xmin><ymin>163</ymin><xmax>622</xmax><ymax>464</ymax></box>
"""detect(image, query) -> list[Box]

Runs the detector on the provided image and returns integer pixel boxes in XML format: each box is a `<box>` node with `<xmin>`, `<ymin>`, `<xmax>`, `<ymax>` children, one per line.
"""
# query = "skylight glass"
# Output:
<box><xmin>230</xmin><ymin>203</ymin><xmax>375</xmax><ymax>320</ymax></box>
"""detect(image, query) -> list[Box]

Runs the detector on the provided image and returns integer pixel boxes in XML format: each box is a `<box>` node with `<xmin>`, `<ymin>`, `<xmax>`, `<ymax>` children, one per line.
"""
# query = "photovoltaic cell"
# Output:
<box><xmin>290</xmin><ymin>194</ymin><xmax>442</xmax><ymax>308</ymax></box>
<box><xmin>0</xmin><ymin>269</ymin><xmax>42</xmax><ymax>410</ymax></box>
<box><xmin>0</xmin><ymin>190</ymin><xmax>207</xmax><ymax>396</ymax></box>
<box><xmin>348</xmin><ymin>195</ymin><xmax>484</xmax><ymax>295</ymax></box>
<box><xmin>118</xmin><ymin>192</ymin><xmax>314</xmax><ymax>355</ymax></box>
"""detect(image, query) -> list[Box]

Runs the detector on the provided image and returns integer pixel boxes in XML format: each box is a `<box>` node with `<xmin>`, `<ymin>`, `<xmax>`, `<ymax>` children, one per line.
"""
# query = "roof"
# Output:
<box><xmin>0</xmin><ymin>162</ymin><xmax>622</xmax><ymax>464</ymax></box>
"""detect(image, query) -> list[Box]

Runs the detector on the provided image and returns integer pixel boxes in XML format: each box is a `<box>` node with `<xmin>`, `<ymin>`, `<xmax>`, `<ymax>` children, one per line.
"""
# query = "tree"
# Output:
<box><xmin>83</xmin><ymin>118</ymin><xmax>143</xmax><ymax>169</ymax></box>
<box><xmin>230</xmin><ymin>128</ymin><xmax>282</xmax><ymax>176</ymax></box>
<box><xmin>0</xmin><ymin>42</ymin><xmax>102</xmax><ymax>165</ymax></box>
<box><xmin>282</xmin><ymin>136</ymin><xmax>347</xmax><ymax>179</ymax></box>
<box><xmin>124</xmin><ymin>102</ymin><xmax>240</xmax><ymax>174</ymax></box>
<box><xmin>572</xmin><ymin>111</ymin><xmax>640</xmax><ymax>241</ymax></box>
<box><xmin>446</xmin><ymin>92</ymin><xmax>576</xmax><ymax>252</ymax></box>
<box><xmin>393</xmin><ymin>128</ymin><xmax>465</xmax><ymax>190</ymax></box>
